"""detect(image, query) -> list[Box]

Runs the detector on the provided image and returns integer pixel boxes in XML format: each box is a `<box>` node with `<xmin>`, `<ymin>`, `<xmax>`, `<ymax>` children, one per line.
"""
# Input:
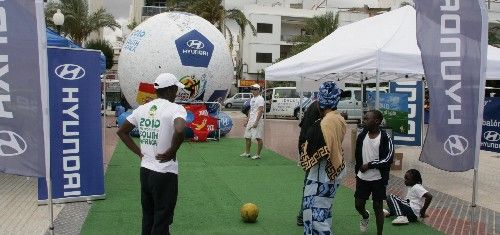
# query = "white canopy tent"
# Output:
<box><xmin>265</xmin><ymin>6</ymin><xmax>500</xmax><ymax>82</ymax></box>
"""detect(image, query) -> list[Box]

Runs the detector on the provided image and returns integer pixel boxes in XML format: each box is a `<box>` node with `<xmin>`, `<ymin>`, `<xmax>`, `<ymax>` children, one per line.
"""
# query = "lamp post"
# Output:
<box><xmin>52</xmin><ymin>9</ymin><xmax>64</xmax><ymax>35</ymax></box>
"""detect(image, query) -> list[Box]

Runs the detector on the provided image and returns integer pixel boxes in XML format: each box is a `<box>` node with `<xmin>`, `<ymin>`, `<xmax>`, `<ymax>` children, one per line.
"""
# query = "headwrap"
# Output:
<box><xmin>318</xmin><ymin>81</ymin><xmax>342</xmax><ymax>109</ymax></box>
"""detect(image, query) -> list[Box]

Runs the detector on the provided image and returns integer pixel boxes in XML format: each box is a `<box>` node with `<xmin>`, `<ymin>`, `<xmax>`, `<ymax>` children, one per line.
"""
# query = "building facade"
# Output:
<box><xmin>127</xmin><ymin>0</ymin><xmax>500</xmax><ymax>84</ymax></box>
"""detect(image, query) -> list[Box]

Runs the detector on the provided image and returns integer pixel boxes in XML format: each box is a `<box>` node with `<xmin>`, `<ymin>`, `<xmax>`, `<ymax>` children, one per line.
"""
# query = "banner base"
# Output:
<box><xmin>37</xmin><ymin>194</ymin><xmax>106</xmax><ymax>205</ymax></box>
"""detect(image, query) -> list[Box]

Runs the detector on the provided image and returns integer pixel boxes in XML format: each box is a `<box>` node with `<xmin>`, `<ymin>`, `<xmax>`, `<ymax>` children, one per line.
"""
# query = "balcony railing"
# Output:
<box><xmin>281</xmin><ymin>35</ymin><xmax>297</xmax><ymax>42</ymax></box>
<box><xmin>142</xmin><ymin>6</ymin><xmax>170</xmax><ymax>17</ymax></box>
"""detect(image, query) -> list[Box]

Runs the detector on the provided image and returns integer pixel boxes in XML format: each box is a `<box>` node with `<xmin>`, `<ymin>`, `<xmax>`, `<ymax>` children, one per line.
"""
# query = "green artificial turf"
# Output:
<box><xmin>81</xmin><ymin>138</ymin><xmax>442</xmax><ymax>235</ymax></box>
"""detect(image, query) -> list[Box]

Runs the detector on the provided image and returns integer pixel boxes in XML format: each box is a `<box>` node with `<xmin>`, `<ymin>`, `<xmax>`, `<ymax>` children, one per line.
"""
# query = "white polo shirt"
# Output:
<box><xmin>127</xmin><ymin>98</ymin><xmax>187</xmax><ymax>174</ymax></box>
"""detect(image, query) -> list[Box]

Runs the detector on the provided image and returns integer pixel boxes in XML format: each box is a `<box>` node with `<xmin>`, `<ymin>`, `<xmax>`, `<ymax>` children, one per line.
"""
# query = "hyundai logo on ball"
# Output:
<box><xmin>175</xmin><ymin>30</ymin><xmax>214</xmax><ymax>68</ymax></box>
<box><xmin>187</xmin><ymin>40</ymin><xmax>205</xmax><ymax>50</ymax></box>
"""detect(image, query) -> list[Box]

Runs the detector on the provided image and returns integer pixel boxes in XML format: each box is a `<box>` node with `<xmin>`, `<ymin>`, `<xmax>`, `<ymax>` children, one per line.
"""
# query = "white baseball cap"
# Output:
<box><xmin>250</xmin><ymin>84</ymin><xmax>260</xmax><ymax>89</ymax></box>
<box><xmin>154</xmin><ymin>73</ymin><xmax>185</xmax><ymax>89</ymax></box>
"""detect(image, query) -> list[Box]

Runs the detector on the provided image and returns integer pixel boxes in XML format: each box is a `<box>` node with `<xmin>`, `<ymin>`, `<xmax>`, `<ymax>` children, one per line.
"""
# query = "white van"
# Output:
<box><xmin>337</xmin><ymin>87</ymin><xmax>387</xmax><ymax>120</ymax></box>
<box><xmin>265</xmin><ymin>87</ymin><xmax>311</xmax><ymax>117</ymax></box>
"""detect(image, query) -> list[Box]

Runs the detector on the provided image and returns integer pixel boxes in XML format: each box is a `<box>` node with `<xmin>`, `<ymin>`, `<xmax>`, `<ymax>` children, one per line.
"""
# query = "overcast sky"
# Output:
<box><xmin>102</xmin><ymin>0</ymin><xmax>132</xmax><ymax>46</ymax></box>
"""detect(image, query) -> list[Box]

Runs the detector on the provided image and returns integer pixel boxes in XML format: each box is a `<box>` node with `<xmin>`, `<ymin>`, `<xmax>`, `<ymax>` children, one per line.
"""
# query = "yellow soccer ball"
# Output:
<box><xmin>240</xmin><ymin>203</ymin><xmax>259</xmax><ymax>223</ymax></box>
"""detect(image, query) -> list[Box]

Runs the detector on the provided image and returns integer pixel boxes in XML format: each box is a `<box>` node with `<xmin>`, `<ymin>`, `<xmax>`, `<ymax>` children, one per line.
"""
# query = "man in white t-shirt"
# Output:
<box><xmin>240</xmin><ymin>84</ymin><xmax>264</xmax><ymax>159</ymax></box>
<box><xmin>117</xmin><ymin>73</ymin><xmax>187</xmax><ymax>235</ymax></box>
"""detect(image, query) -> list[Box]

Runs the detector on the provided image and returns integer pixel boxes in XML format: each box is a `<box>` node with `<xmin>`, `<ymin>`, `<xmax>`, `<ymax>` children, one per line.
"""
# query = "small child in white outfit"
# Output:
<box><xmin>385</xmin><ymin>169</ymin><xmax>433</xmax><ymax>225</ymax></box>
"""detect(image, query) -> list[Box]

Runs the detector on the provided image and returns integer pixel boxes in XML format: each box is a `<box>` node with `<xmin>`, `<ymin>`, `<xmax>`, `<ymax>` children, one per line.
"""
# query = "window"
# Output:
<box><xmin>275</xmin><ymin>89</ymin><xmax>291</xmax><ymax>99</ymax></box>
<box><xmin>289</xmin><ymin>90</ymin><xmax>300</xmax><ymax>98</ymax></box>
<box><xmin>234</xmin><ymin>94</ymin><xmax>242</xmax><ymax>99</ymax></box>
<box><xmin>265</xmin><ymin>89</ymin><xmax>272</xmax><ymax>100</ymax></box>
<box><xmin>340</xmin><ymin>90</ymin><xmax>352</xmax><ymax>101</ymax></box>
<box><xmin>256</xmin><ymin>53</ymin><xmax>272</xmax><ymax>63</ymax></box>
<box><xmin>274</xmin><ymin>89</ymin><xmax>299</xmax><ymax>98</ymax></box>
<box><xmin>257</xmin><ymin>23</ymin><xmax>273</xmax><ymax>33</ymax></box>
<box><xmin>244</xmin><ymin>94</ymin><xmax>252</xmax><ymax>99</ymax></box>
<box><xmin>354</xmin><ymin>90</ymin><xmax>362</xmax><ymax>101</ymax></box>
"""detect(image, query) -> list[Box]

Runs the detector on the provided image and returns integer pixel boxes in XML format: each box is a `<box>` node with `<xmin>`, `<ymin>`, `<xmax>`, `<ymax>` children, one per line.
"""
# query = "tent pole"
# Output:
<box><xmin>35</xmin><ymin>1</ymin><xmax>54</xmax><ymax>232</ymax></box>
<box><xmin>375</xmin><ymin>69</ymin><xmax>380</xmax><ymax>109</ymax></box>
<box><xmin>102</xmin><ymin>76</ymin><xmax>107</xmax><ymax>176</ymax></box>
<box><xmin>299</xmin><ymin>77</ymin><xmax>304</xmax><ymax>120</ymax></box>
<box><xmin>45</xmin><ymin>177</ymin><xmax>54</xmax><ymax>234</ymax></box>
<box><xmin>361</xmin><ymin>73</ymin><xmax>365</xmax><ymax>114</ymax></box>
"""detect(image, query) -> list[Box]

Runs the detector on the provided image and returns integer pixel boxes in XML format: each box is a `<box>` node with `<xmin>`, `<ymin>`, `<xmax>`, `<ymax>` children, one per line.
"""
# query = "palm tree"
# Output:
<box><xmin>85</xmin><ymin>39</ymin><xmax>114</xmax><ymax>69</ymax></box>
<box><xmin>489</xmin><ymin>22</ymin><xmax>500</xmax><ymax>46</ymax></box>
<box><xmin>287</xmin><ymin>12</ymin><xmax>339</xmax><ymax>58</ymax></box>
<box><xmin>45</xmin><ymin>0</ymin><xmax>120</xmax><ymax>46</ymax></box>
<box><xmin>186</xmin><ymin>0</ymin><xmax>256</xmax><ymax>50</ymax></box>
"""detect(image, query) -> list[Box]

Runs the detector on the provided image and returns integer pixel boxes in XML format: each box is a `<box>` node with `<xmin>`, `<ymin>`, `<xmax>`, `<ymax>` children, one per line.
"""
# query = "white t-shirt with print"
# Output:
<box><xmin>357</xmin><ymin>133</ymin><xmax>382</xmax><ymax>181</ymax></box>
<box><xmin>248</xmin><ymin>95</ymin><xmax>264</xmax><ymax>125</ymax></box>
<box><xmin>127</xmin><ymin>99</ymin><xmax>187</xmax><ymax>174</ymax></box>
<box><xmin>406</xmin><ymin>184</ymin><xmax>428</xmax><ymax>216</ymax></box>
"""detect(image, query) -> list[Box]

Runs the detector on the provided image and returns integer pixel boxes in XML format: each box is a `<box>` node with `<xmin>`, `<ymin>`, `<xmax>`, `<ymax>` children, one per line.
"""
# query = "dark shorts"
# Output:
<box><xmin>354</xmin><ymin>177</ymin><xmax>387</xmax><ymax>201</ymax></box>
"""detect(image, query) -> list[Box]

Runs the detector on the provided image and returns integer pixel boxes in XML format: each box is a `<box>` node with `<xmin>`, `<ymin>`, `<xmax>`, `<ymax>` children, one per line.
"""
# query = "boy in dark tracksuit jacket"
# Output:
<box><xmin>354</xmin><ymin>110</ymin><xmax>394</xmax><ymax>235</ymax></box>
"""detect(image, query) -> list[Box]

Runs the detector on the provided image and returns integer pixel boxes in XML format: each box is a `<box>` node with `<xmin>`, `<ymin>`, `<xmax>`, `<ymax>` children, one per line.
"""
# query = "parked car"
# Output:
<box><xmin>337</xmin><ymin>87</ymin><xmax>387</xmax><ymax>120</ymax></box>
<box><xmin>223</xmin><ymin>93</ymin><xmax>252</xmax><ymax>108</ymax></box>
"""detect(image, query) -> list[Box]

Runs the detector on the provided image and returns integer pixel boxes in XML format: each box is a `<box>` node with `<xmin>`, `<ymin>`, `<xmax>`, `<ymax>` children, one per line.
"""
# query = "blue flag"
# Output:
<box><xmin>0</xmin><ymin>0</ymin><xmax>49</xmax><ymax>177</ymax></box>
<box><xmin>481</xmin><ymin>97</ymin><xmax>500</xmax><ymax>153</ymax></box>
<box><xmin>38</xmin><ymin>47</ymin><xmax>105</xmax><ymax>202</ymax></box>
<box><xmin>416</xmin><ymin>0</ymin><xmax>488</xmax><ymax>171</ymax></box>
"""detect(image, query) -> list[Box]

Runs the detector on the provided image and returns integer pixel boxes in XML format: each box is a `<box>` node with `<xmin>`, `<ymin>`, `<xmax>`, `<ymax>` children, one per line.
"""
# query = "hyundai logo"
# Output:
<box><xmin>484</xmin><ymin>131</ymin><xmax>500</xmax><ymax>142</ymax></box>
<box><xmin>0</xmin><ymin>131</ymin><xmax>27</xmax><ymax>157</ymax></box>
<box><xmin>443</xmin><ymin>135</ymin><xmax>469</xmax><ymax>156</ymax></box>
<box><xmin>220</xmin><ymin>118</ymin><xmax>229</xmax><ymax>126</ymax></box>
<box><xmin>55</xmin><ymin>64</ymin><xmax>86</xmax><ymax>80</ymax></box>
<box><xmin>187</xmin><ymin>40</ymin><xmax>205</xmax><ymax>50</ymax></box>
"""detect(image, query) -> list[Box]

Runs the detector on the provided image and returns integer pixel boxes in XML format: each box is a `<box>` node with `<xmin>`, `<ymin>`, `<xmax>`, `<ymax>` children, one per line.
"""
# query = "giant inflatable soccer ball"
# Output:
<box><xmin>118</xmin><ymin>12</ymin><xmax>233</xmax><ymax>108</ymax></box>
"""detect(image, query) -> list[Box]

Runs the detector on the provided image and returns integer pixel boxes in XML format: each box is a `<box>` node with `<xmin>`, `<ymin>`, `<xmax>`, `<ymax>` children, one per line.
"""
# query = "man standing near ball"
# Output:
<box><xmin>240</xmin><ymin>84</ymin><xmax>264</xmax><ymax>159</ymax></box>
<box><xmin>117</xmin><ymin>73</ymin><xmax>187</xmax><ymax>235</ymax></box>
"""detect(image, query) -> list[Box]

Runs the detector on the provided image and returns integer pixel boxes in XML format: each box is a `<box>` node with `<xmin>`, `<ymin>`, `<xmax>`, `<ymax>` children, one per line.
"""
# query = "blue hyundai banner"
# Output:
<box><xmin>38</xmin><ymin>47</ymin><xmax>104</xmax><ymax>201</ymax></box>
<box><xmin>416</xmin><ymin>0</ymin><xmax>488</xmax><ymax>171</ymax></box>
<box><xmin>481</xmin><ymin>97</ymin><xmax>500</xmax><ymax>153</ymax></box>
<box><xmin>0</xmin><ymin>0</ymin><xmax>49</xmax><ymax>177</ymax></box>
<box><xmin>389</xmin><ymin>81</ymin><xmax>424</xmax><ymax>146</ymax></box>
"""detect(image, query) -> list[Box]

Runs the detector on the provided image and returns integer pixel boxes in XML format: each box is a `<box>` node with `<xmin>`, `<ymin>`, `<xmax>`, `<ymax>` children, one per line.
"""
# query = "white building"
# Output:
<box><xmin>235</xmin><ymin>1</ymin><xmax>395</xmax><ymax>80</ymax></box>
<box><xmin>127</xmin><ymin>0</ymin><xmax>500</xmax><ymax>83</ymax></box>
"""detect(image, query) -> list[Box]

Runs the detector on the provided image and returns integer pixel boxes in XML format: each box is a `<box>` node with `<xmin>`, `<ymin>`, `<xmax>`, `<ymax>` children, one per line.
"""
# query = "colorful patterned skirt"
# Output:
<box><xmin>302</xmin><ymin>157</ymin><xmax>341</xmax><ymax>235</ymax></box>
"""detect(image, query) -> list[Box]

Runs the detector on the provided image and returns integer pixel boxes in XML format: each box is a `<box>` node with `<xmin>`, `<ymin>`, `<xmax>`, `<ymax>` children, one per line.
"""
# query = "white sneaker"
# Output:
<box><xmin>251</xmin><ymin>155</ymin><xmax>261</xmax><ymax>160</ymax></box>
<box><xmin>239</xmin><ymin>153</ymin><xmax>250</xmax><ymax>158</ymax></box>
<box><xmin>392</xmin><ymin>216</ymin><xmax>409</xmax><ymax>225</ymax></box>
<box><xmin>360</xmin><ymin>210</ymin><xmax>369</xmax><ymax>233</ymax></box>
<box><xmin>383</xmin><ymin>209</ymin><xmax>390</xmax><ymax>217</ymax></box>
